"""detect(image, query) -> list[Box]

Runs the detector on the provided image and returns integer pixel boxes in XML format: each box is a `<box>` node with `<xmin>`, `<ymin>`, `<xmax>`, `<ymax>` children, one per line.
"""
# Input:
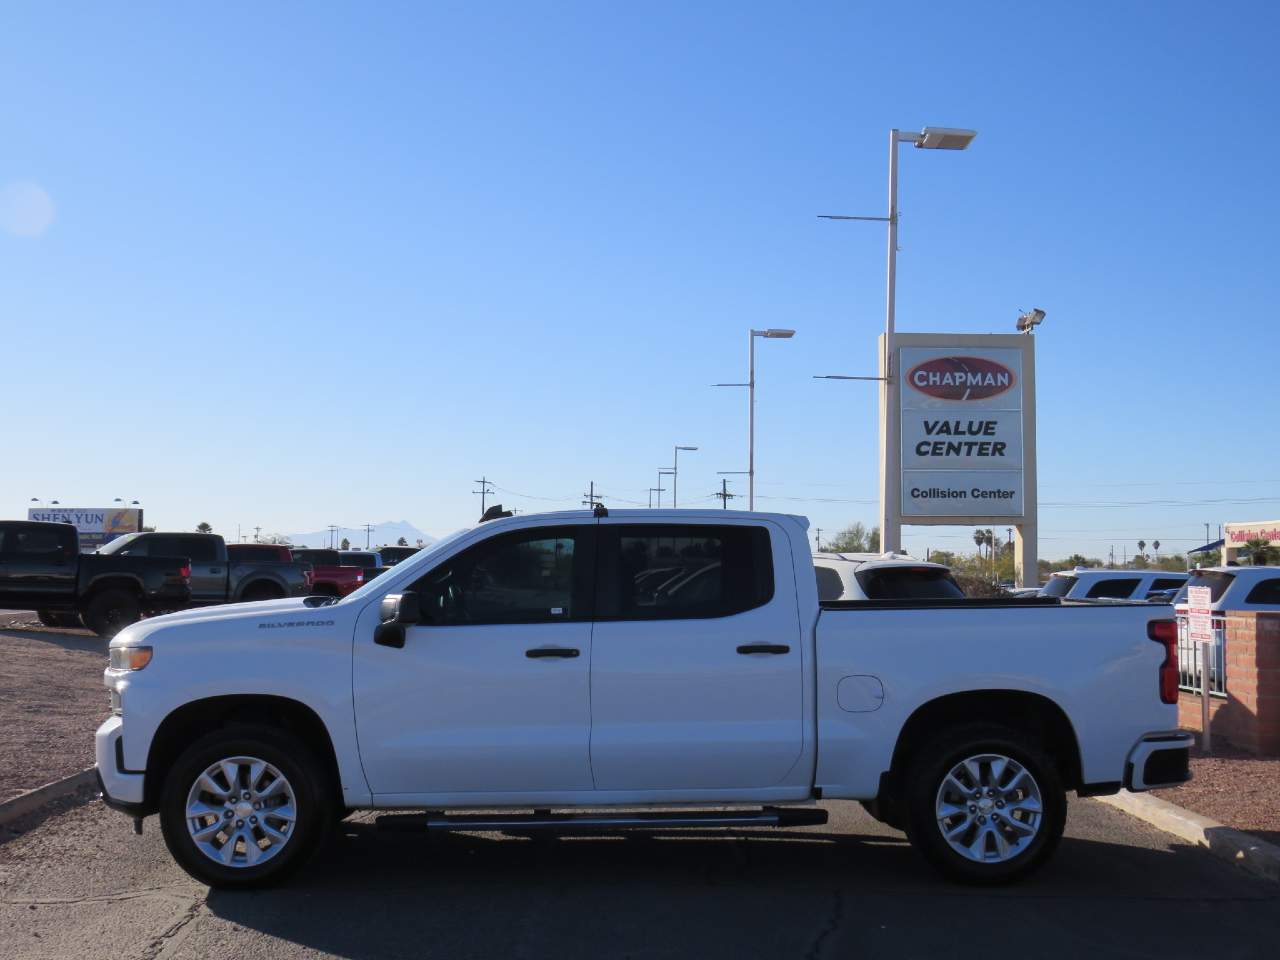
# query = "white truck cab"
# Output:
<box><xmin>97</xmin><ymin>509</ymin><xmax>1191</xmax><ymax>889</ymax></box>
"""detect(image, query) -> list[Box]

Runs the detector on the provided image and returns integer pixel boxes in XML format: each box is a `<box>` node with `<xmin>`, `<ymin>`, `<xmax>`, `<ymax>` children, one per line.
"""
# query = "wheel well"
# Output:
<box><xmin>888</xmin><ymin>690</ymin><xmax>1083</xmax><ymax>792</ymax></box>
<box><xmin>143</xmin><ymin>695</ymin><xmax>342</xmax><ymax>812</ymax></box>
<box><xmin>79</xmin><ymin>578</ymin><xmax>142</xmax><ymax>608</ymax></box>
<box><xmin>240</xmin><ymin>579</ymin><xmax>285</xmax><ymax>599</ymax></box>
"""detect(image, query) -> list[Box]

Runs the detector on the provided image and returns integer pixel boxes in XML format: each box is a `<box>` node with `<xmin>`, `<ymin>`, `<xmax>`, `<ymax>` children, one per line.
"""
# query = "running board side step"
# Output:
<box><xmin>376</xmin><ymin>806</ymin><xmax>828</xmax><ymax>833</ymax></box>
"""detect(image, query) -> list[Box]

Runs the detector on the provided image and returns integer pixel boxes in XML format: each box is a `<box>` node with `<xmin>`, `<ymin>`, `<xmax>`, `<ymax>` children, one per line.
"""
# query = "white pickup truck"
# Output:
<box><xmin>96</xmin><ymin>509</ymin><xmax>1192</xmax><ymax>889</ymax></box>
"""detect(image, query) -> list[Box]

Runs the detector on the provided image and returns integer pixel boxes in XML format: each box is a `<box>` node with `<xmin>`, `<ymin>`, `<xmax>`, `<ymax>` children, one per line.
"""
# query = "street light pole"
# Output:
<box><xmin>715</xmin><ymin>329</ymin><xmax>793</xmax><ymax>511</ymax></box>
<box><xmin>672</xmin><ymin>445</ymin><xmax>698</xmax><ymax>509</ymax></box>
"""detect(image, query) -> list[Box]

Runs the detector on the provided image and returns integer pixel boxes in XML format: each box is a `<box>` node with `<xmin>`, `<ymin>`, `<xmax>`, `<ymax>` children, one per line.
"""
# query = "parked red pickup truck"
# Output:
<box><xmin>288</xmin><ymin>548</ymin><xmax>365</xmax><ymax>597</ymax></box>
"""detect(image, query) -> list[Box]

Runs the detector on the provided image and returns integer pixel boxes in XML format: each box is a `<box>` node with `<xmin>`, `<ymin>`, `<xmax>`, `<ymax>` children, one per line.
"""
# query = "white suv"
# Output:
<box><xmin>1173</xmin><ymin>566</ymin><xmax>1280</xmax><ymax>611</ymax></box>
<box><xmin>812</xmin><ymin>551</ymin><xmax>964</xmax><ymax>602</ymax></box>
<box><xmin>1041</xmin><ymin>568</ymin><xmax>1188</xmax><ymax>602</ymax></box>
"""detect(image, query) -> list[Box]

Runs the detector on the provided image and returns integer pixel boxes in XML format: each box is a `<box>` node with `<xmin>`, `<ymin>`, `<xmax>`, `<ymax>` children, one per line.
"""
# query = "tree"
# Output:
<box><xmin>340</xmin><ymin>537</ymin><xmax>351</xmax><ymax>550</ymax></box>
<box><xmin>1137</xmin><ymin>539</ymin><xmax>1146</xmax><ymax>559</ymax></box>
<box><xmin>1153</xmin><ymin>540</ymin><xmax>1161</xmax><ymax>561</ymax></box>
<box><xmin>196</xmin><ymin>522</ymin><xmax>213</xmax><ymax>534</ymax></box>
<box><xmin>1244</xmin><ymin>538</ymin><xmax>1273</xmax><ymax>566</ymax></box>
<box><xmin>973</xmin><ymin>529</ymin><xmax>987</xmax><ymax>559</ymax></box>
<box><xmin>397</xmin><ymin>536</ymin><xmax>408</xmax><ymax>546</ymax></box>
<box><xmin>828</xmin><ymin>522</ymin><xmax>880</xmax><ymax>553</ymax></box>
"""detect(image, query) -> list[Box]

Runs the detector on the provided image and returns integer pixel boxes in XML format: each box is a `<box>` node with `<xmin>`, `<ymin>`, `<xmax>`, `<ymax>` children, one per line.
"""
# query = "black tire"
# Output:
<box><xmin>159</xmin><ymin>725</ymin><xmax>333</xmax><ymax>889</ymax></box>
<box><xmin>36</xmin><ymin>609</ymin><xmax>59</xmax><ymax>627</ymax></box>
<box><xmin>83</xmin><ymin>589</ymin><xmax>141</xmax><ymax>638</ymax></box>
<box><xmin>902</xmin><ymin>723</ymin><xmax>1066</xmax><ymax>885</ymax></box>
<box><xmin>241</xmin><ymin>582</ymin><xmax>285</xmax><ymax>603</ymax></box>
<box><xmin>53</xmin><ymin>611</ymin><xmax>85</xmax><ymax>629</ymax></box>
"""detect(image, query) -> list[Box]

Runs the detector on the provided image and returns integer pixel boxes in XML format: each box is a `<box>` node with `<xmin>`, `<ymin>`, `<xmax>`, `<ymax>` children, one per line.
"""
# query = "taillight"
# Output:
<box><xmin>356</xmin><ymin>572</ymin><xmax>364</xmax><ymax>584</ymax></box>
<box><xmin>179</xmin><ymin>563</ymin><xmax>191</xmax><ymax>581</ymax></box>
<box><xmin>1148</xmin><ymin>619</ymin><xmax>1178</xmax><ymax>704</ymax></box>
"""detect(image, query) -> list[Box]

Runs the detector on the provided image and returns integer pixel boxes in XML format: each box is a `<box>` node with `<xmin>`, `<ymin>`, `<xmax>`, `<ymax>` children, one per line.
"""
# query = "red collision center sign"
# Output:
<box><xmin>900</xmin><ymin>345</ymin><xmax>1025</xmax><ymax>519</ymax></box>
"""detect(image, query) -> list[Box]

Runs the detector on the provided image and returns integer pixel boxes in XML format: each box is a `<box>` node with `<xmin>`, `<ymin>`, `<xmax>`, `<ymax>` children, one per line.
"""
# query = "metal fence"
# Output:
<box><xmin>1176</xmin><ymin>613</ymin><xmax>1227</xmax><ymax>696</ymax></box>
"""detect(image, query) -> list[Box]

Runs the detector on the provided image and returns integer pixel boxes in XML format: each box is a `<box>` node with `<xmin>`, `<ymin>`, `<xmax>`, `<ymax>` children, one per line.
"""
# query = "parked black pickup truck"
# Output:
<box><xmin>100</xmin><ymin>532</ymin><xmax>313</xmax><ymax>607</ymax></box>
<box><xmin>0</xmin><ymin>521</ymin><xmax>190</xmax><ymax>637</ymax></box>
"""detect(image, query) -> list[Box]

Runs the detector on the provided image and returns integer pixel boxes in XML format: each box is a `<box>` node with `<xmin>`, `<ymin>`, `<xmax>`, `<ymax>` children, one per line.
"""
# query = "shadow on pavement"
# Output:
<box><xmin>203</xmin><ymin>821</ymin><xmax>1280</xmax><ymax>960</ymax></box>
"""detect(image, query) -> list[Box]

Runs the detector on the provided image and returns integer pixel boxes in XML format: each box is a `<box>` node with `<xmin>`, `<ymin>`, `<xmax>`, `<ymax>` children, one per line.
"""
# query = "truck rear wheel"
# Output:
<box><xmin>159</xmin><ymin>725</ymin><xmax>333</xmax><ymax>889</ymax></box>
<box><xmin>902</xmin><ymin>723</ymin><xmax>1066</xmax><ymax>885</ymax></box>
<box><xmin>83</xmin><ymin>589</ymin><xmax>141</xmax><ymax>638</ymax></box>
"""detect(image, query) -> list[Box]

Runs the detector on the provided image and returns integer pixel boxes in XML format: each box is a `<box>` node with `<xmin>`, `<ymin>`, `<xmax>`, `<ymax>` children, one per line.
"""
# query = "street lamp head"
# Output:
<box><xmin>1016</xmin><ymin>307</ymin><xmax>1046</xmax><ymax>333</ymax></box>
<box><xmin>916</xmin><ymin>127</ymin><xmax>977</xmax><ymax>150</ymax></box>
<box><xmin>676</xmin><ymin>445</ymin><xmax>698</xmax><ymax>451</ymax></box>
<box><xmin>761</xmin><ymin>328</ymin><xmax>795</xmax><ymax>339</ymax></box>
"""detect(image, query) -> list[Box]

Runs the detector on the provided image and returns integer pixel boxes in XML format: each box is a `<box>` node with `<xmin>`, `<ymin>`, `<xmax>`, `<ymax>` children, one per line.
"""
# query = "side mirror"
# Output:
<box><xmin>374</xmin><ymin>591</ymin><xmax>420</xmax><ymax>648</ymax></box>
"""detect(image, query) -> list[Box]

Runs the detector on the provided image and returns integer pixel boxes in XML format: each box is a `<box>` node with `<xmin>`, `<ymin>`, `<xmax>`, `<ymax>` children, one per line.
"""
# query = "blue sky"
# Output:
<box><xmin>4</xmin><ymin>1</ymin><xmax>1278</xmax><ymax>559</ymax></box>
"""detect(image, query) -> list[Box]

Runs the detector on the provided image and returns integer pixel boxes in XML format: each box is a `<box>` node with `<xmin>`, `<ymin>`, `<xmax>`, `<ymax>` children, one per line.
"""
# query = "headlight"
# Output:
<box><xmin>109</xmin><ymin>646</ymin><xmax>153</xmax><ymax>671</ymax></box>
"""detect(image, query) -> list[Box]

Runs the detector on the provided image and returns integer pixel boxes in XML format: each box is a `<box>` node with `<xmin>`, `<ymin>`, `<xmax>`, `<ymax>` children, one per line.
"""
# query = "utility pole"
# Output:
<box><xmin>363</xmin><ymin>523</ymin><xmax>374</xmax><ymax>549</ymax></box>
<box><xmin>327</xmin><ymin>525</ymin><xmax>339</xmax><ymax>549</ymax></box>
<box><xmin>473</xmin><ymin>477</ymin><xmax>495</xmax><ymax>515</ymax></box>
<box><xmin>253</xmin><ymin>525</ymin><xmax>261</xmax><ymax>543</ymax></box>
<box><xmin>814</xmin><ymin>527</ymin><xmax>822</xmax><ymax>551</ymax></box>
<box><xmin>1109</xmin><ymin>545</ymin><xmax>1115</xmax><ymax>569</ymax></box>
<box><xmin>581</xmin><ymin>481</ymin><xmax>601</xmax><ymax>509</ymax></box>
<box><xmin>713</xmin><ymin>478</ymin><xmax>737</xmax><ymax>510</ymax></box>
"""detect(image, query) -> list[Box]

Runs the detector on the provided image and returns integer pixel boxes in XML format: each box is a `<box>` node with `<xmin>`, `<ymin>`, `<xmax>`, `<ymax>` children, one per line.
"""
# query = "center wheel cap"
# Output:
<box><xmin>235</xmin><ymin>801</ymin><xmax>255</xmax><ymax>818</ymax></box>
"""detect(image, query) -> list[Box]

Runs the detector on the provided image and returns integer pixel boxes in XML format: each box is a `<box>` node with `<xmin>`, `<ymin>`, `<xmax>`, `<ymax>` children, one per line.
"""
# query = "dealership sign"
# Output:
<box><xmin>900</xmin><ymin>345</ymin><xmax>1026</xmax><ymax>520</ymax></box>
<box><xmin>27</xmin><ymin>506</ymin><xmax>144</xmax><ymax>549</ymax></box>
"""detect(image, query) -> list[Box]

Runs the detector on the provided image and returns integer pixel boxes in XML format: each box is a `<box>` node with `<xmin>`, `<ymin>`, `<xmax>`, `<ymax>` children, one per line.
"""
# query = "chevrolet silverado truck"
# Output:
<box><xmin>101</xmin><ymin>532</ymin><xmax>312</xmax><ymax>605</ymax></box>
<box><xmin>0</xmin><ymin>520</ymin><xmax>190</xmax><ymax>636</ymax></box>
<box><xmin>96</xmin><ymin>509</ymin><xmax>1192</xmax><ymax>889</ymax></box>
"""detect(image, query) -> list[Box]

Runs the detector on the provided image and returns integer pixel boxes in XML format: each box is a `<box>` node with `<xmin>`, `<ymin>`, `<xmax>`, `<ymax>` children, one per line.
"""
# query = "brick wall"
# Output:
<box><xmin>1178</xmin><ymin>611</ymin><xmax>1280</xmax><ymax>755</ymax></box>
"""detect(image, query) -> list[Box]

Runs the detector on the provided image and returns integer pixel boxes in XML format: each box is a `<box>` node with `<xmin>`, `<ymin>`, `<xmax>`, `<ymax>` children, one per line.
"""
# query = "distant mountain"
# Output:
<box><xmin>284</xmin><ymin>521</ymin><xmax>436</xmax><ymax>550</ymax></box>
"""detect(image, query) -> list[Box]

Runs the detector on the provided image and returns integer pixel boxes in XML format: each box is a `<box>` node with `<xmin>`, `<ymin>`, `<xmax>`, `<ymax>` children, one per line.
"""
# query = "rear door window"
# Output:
<box><xmin>855</xmin><ymin>566</ymin><xmax>965</xmax><ymax>600</ymax></box>
<box><xmin>1149</xmin><ymin>578</ymin><xmax>1187</xmax><ymax>594</ymax></box>
<box><xmin>1085</xmin><ymin>578</ymin><xmax>1140</xmax><ymax>599</ymax></box>
<box><xmin>596</xmin><ymin>524</ymin><xmax>774</xmax><ymax>620</ymax></box>
<box><xmin>178</xmin><ymin>536</ymin><xmax>219</xmax><ymax>562</ymax></box>
<box><xmin>230</xmin><ymin>545</ymin><xmax>285</xmax><ymax>563</ymax></box>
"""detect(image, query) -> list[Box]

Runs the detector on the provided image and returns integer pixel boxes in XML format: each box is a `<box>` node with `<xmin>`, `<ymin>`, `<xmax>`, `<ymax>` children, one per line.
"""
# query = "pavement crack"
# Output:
<box><xmin>138</xmin><ymin>894</ymin><xmax>206</xmax><ymax>960</ymax></box>
<box><xmin>805</xmin><ymin>888</ymin><xmax>844</xmax><ymax>960</ymax></box>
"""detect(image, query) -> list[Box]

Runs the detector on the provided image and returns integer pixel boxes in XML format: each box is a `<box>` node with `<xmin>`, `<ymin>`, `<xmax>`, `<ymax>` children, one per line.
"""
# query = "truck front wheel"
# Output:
<box><xmin>902</xmin><ymin>723</ymin><xmax>1066</xmax><ymax>884</ymax></box>
<box><xmin>158</xmin><ymin>726</ymin><xmax>333</xmax><ymax>889</ymax></box>
<box><xmin>83</xmin><ymin>589</ymin><xmax>141</xmax><ymax>638</ymax></box>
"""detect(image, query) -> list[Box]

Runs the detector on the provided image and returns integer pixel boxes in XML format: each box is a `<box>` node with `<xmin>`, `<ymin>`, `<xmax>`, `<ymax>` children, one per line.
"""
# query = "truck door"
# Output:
<box><xmin>352</xmin><ymin>523</ymin><xmax>595</xmax><ymax>797</ymax></box>
<box><xmin>0</xmin><ymin>523</ymin><xmax>77</xmax><ymax>600</ymax></box>
<box><xmin>588</xmin><ymin>521</ymin><xmax>806</xmax><ymax>792</ymax></box>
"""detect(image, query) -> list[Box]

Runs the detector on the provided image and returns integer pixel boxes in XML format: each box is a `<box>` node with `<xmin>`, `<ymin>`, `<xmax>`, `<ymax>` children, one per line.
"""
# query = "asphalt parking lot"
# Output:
<box><xmin>2</xmin><ymin>795</ymin><xmax>1277</xmax><ymax>960</ymax></box>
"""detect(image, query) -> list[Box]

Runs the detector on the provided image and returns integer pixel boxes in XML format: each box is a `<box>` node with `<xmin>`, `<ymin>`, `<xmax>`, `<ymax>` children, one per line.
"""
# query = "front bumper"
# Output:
<box><xmin>95</xmin><ymin>715</ymin><xmax>146</xmax><ymax>813</ymax></box>
<box><xmin>1124</xmin><ymin>731</ymin><xmax>1195</xmax><ymax>791</ymax></box>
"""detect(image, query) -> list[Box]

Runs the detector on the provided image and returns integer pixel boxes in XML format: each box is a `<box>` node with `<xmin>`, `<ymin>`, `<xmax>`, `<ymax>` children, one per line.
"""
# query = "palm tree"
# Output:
<box><xmin>1244</xmin><ymin>538</ymin><xmax>1273</xmax><ymax>566</ymax></box>
<box><xmin>973</xmin><ymin>528</ymin><xmax>987</xmax><ymax>559</ymax></box>
<box><xmin>1153</xmin><ymin>540</ymin><xmax>1160</xmax><ymax>563</ymax></box>
<box><xmin>1137</xmin><ymin>540</ymin><xmax>1146</xmax><ymax>559</ymax></box>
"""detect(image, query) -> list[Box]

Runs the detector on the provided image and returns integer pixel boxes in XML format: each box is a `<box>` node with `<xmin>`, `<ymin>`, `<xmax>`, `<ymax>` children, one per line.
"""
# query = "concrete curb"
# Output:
<box><xmin>0</xmin><ymin>768</ymin><xmax>96</xmax><ymax>827</ymax></box>
<box><xmin>1095</xmin><ymin>790</ymin><xmax>1280</xmax><ymax>884</ymax></box>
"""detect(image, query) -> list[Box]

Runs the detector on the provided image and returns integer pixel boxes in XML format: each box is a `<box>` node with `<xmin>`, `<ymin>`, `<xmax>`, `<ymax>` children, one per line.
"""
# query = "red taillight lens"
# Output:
<box><xmin>179</xmin><ymin>563</ymin><xmax>191</xmax><ymax>580</ymax></box>
<box><xmin>1148</xmin><ymin>619</ymin><xmax>1178</xmax><ymax>704</ymax></box>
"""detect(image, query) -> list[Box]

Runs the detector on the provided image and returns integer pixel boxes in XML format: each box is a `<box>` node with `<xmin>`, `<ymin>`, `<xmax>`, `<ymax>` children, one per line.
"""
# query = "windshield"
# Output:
<box><xmin>338</xmin><ymin>528</ymin><xmax>472</xmax><ymax>605</ymax></box>
<box><xmin>1173</xmin><ymin>571</ymin><xmax>1235</xmax><ymax>606</ymax></box>
<box><xmin>97</xmin><ymin>532</ymin><xmax>143</xmax><ymax>555</ymax></box>
<box><xmin>1041</xmin><ymin>575</ymin><xmax>1077</xmax><ymax>598</ymax></box>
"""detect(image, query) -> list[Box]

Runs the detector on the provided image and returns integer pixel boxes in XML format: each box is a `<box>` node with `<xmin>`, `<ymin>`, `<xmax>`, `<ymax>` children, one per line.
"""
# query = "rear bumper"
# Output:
<box><xmin>95</xmin><ymin>715</ymin><xmax>146</xmax><ymax>813</ymax></box>
<box><xmin>1124</xmin><ymin>731</ymin><xmax>1194</xmax><ymax>791</ymax></box>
